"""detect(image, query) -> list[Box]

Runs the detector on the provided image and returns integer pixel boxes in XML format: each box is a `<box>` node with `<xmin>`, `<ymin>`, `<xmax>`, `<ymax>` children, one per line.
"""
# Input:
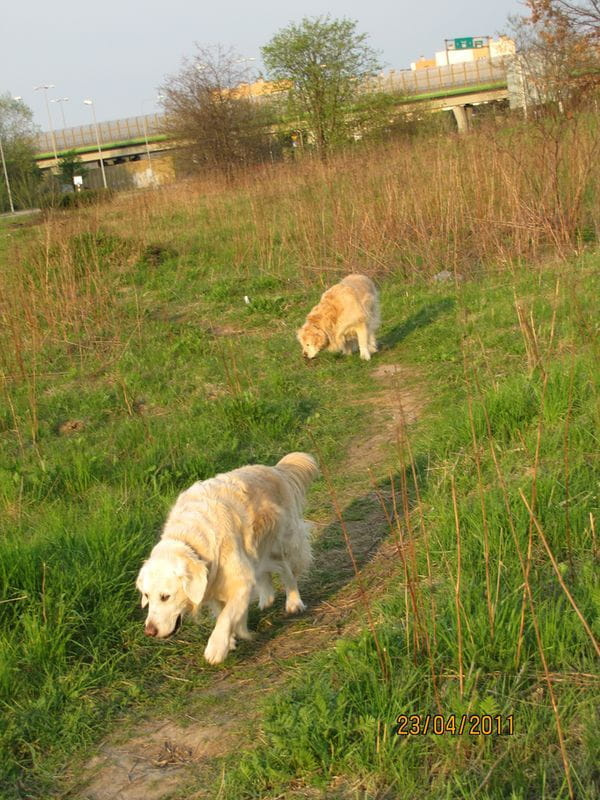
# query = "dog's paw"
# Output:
<box><xmin>285</xmin><ymin>596</ymin><xmax>306</xmax><ymax>614</ymax></box>
<box><xmin>359</xmin><ymin>350</ymin><xmax>371</xmax><ymax>361</ymax></box>
<box><xmin>204</xmin><ymin>633</ymin><xmax>230</xmax><ymax>665</ymax></box>
<box><xmin>258</xmin><ymin>591</ymin><xmax>275</xmax><ymax>610</ymax></box>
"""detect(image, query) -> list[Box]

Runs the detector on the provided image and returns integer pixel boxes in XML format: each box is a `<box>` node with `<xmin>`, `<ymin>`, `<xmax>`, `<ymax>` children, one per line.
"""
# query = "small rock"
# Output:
<box><xmin>58</xmin><ymin>419</ymin><xmax>85</xmax><ymax>436</ymax></box>
<box><xmin>432</xmin><ymin>270</ymin><xmax>462</xmax><ymax>283</ymax></box>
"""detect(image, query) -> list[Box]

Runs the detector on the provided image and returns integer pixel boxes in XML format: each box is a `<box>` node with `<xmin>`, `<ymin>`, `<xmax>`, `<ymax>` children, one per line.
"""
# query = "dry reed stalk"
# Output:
<box><xmin>450</xmin><ymin>475</ymin><xmax>464</xmax><ymax>698</ymax></box>
<box><xmin>516</xmin><ymin>277</ymin><xmax>562</xmax><ymax>664</ymax></box>
<box><xmin>514</xmin><ymin>299</ymin><xmax>543</xmax><ymax>376</ymax></box>
<box><xmin>472</xmin><ymin>369</ymin><xmax>575</xmax><ymax>799</ymax></box>
<box><xmin>389</xmin><ymin>472</ymin><xmax>420</xmax><ymax>659</ymax></box>
<box><xmin>463</xmin><ymin>352</ymin><xmax>495</xmax><ymax>639</ymax></box>
<box><xmin>389</xmin><ymin>473</ymin><xmax>413</xmax><ymax>659</ymax></box>
<box><xmin>518</xmin><ymin>489</ymin><xmax>600</xmax><ymax>660</ymax></box>
<box><xmin>0</xmin><ymin>370</ymin><xmax>24</xmax><ymax>455</ymax></box>
<box><xmin>516</xmin><ymin>366</ymin><xmax>548</xmax><ymax>667</ymax></box>
<box><xmin>368</xmin><ymin>469</ymin><xmax>416</xmax><ymax>661</ymax></box>
<box><xmin>366</xmin><ymin>469</ymin><xmax>393</xmax><ymax>529</ymax></box>
<box><xmin>41</xmin><ymin>561</ymin><xmax>47</xmax><ymax>626</ymax></box>
<box><xmin>562</xmin><ymin>356</ymin><xmax>576</xmax><ymax>570</ymax></box>
<box><xmin>392</xmin><ymin>387</ymin><xmax>440</xmax><ymax>708</ymax></box>
<box><xmin>117</xmin><ymin>376</ymin><xmax>134</xmax><ymax>417</ymax></box>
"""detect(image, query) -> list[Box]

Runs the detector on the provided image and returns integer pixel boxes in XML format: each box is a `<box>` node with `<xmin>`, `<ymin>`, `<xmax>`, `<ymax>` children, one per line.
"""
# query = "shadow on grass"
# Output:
<box><xmin>242</xmin><ymin>453</ymin><xmax>430</xmax><ymax>651</ymax></box>
<box><xmin>380</xmin><ymin>297</ymin><xmax>455</xmax><ymax>350</ymax></box>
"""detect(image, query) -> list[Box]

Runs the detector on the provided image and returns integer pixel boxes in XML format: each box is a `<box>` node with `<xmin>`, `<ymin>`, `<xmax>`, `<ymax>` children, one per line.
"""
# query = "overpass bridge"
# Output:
<box><xmin>34</xmin><ymin>57</ymin><xmax>512</xmax><ymax>172</ymax></box>
<box><xmin>34</xmin><ymin>113</ymin><xmax>173</xmax><ymax>171</ymax></box>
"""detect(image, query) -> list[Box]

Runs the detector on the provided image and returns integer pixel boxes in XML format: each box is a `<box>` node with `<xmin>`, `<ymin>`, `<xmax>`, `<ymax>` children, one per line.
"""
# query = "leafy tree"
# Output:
<box><xmin>514</xmin><ymin>0</ymin><xmax>600</xmax><ymax>110</ymax></box>
<box><xmin>0</xmin><ymin>94</ymin><xmax>40</xmax><ymax>212</ymax></box>
<box><xmin>57</xmin><ymin>150</ymin><xmax>87</xmax><ymax>187</ymax></box>
<box><xmin>262</xmin><ymin>16</ymin><xmax>381</xmax><ymax>158</ymax></box>
<box><xmin>527</xmin><ymin>0</ymin><xmax>600</xmax><ymax>41</ymax></box>
<box><xmin>160</xmin><ymin>45</ymin><xmax>275</xmax><ymax>176</ymax></box>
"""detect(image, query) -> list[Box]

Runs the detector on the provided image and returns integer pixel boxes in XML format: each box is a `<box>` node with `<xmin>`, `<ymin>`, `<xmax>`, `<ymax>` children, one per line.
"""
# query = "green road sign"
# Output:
<box><xmin>454</xmin><ymin>37</ymin><xmax>474</xmax><ymax>49</ymax></box>
<box><xmin>448</xmin><ymin>36</ymin><xmax>487</xmax><ymax>51</ymax></box>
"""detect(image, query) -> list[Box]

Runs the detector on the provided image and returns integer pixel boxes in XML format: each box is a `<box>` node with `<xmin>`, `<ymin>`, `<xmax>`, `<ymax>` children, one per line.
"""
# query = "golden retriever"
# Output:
<box><xmin>297</xmin><ymin>273</ymin><xmax>380</xmax><ymax>361</ymax></box>
<box><xmin>136</xmin><ymin>452</ymin><xmax>318</xmax><ymax>664</ymax></box>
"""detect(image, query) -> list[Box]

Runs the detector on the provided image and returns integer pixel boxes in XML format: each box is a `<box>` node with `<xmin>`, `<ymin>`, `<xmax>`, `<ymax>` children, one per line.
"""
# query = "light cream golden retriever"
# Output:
<box><xmin>136</xmin><ymin>452</ymin><xmax>318</xmax><ymax>664</ymax></box>
<box><xmin>297</xmin><ymin>273</ymin><xmax>380</xmax><ymax>361</ymax></box>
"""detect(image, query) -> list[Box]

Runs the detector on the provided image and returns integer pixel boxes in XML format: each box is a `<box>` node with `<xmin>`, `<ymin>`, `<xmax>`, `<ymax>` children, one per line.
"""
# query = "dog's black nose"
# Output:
<box><xmin>144</xmin><ymin>622</ymin><xmax>158</xmax><ymax>637</ymax></box>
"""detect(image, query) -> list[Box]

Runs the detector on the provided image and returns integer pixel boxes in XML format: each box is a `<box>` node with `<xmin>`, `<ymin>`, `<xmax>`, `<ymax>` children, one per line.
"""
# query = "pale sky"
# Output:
<box><xmin>2</xmin><ymin>0</ymin><xmax>523</xmax><ymax>131</ymax></box>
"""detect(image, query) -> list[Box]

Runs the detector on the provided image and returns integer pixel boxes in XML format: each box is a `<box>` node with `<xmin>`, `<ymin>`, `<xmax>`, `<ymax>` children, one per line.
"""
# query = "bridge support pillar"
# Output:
<box><xmin>452</xmin><ymin>104</ymin><xmax>472</xmax><ymax>133</ymax></box>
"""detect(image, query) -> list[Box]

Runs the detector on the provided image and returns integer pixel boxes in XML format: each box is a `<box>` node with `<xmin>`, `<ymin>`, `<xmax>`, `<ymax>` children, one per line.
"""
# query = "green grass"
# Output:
<box><xmin>0</xmin><ymin>220</ymin><xmax>379</xmax><ymax>797</ymax></box>
<box><xmin>0</xmin><ymin>158</ymin><xmax>598</xmax><ymax>799</ymax></box>
<box><xmin>215</xmin><ymin>259</ymin><xmax>600</xmax><ymax>799</ymax></box>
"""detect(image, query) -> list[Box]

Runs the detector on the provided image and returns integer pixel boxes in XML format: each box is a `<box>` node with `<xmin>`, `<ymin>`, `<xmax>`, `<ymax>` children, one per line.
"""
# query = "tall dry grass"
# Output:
<box><xmin>214</xmin><ymin>114</ymin><xmax>600</xmax><ymax>280</ymax></box>
<box><xmin>1</xmin><ymin>113</ymin><xmax>598</xmax><ymax>439</ymax></box>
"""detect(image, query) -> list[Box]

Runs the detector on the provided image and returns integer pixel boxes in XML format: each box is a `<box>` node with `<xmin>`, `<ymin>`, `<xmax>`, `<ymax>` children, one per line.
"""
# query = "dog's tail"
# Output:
<box><xmin>277</xmin><ymin>452</ymin><xmax>319</xmax><ymax>494</ymax></box>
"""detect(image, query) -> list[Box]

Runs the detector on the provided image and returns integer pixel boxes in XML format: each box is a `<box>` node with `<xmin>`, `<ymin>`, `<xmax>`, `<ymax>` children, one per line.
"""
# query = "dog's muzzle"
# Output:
<box><xmin>144</xmin><ymin>614</ymin><xmax>182</xmax><ymax>639</ymax></box>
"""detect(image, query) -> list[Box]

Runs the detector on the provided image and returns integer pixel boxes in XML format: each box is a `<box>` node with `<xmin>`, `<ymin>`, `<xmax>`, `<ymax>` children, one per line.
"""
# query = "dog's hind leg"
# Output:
<box><xmin>367</xmin><ymin>328</ymin><xmax>378</xmax><ymax>354</ymax></box>
<box><xmin>356</xmin><ymin>323</ymin><xmax>372</xmax><ymax>360</ymax></box>
<box><xmin>208</xmin><ymin>599</ymin><xmax>224</xmax><ymax>618</ymax></box>
<box><xmin>273</xmin><ymin>559</ymin><xmax>306</xmax><ymax>614</ymax></box>
<box><xmin>256</xmin><ymin>572</ymin><xmax>275</xmax><ymax>609</ymax></box>
<box><xmin>234</xmin><ymin>607</ymin><xmax>254</xmax><ymax>641</ymax></box>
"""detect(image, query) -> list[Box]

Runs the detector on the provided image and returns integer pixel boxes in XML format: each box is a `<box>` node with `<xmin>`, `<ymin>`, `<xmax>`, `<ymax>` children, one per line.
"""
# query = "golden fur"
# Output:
<box><xmin>297</xmin><ymin>273</ymin><xmax>380</xmax><ymax>360</ymax></box>
<box><xmin>136</xmin><ymin>453</ymin><xmax>318</xmax><ymax>664</ymax></box>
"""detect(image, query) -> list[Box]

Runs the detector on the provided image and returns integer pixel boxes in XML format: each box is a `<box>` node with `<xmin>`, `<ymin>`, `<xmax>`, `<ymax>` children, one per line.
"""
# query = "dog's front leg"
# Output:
<box><xmin>204</xmin><ymin>586</ymin><xmax>252</xmax><ymax>665</ymax></box>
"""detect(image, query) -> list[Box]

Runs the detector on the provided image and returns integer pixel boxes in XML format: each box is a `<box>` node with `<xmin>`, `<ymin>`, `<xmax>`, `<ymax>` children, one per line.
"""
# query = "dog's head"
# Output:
<box><xmin>136</xmin><ymin>544</ymin><xmax>208</xmax><ymax>638</ymax></box>
<box><xmin>297</xmin><ymin>323</ymin><xmax>327</xmax><ymax>359</ymax></box>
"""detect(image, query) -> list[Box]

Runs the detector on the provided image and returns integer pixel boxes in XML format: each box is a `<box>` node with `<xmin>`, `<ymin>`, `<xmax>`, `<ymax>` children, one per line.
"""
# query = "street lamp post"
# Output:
<box><xmin>0</xmin><ymin>96</ymin><xmax>27</xmax><ymax>214</ymax></box>
<box><xmin>34</xmin><ymin>84</ymin><xmax>58</xmax><ymax>165</ymax></box>
<box><xmin>83</xmin><ymin>99</ymin><xmax>108</xmax><ymax>189</ymax></box>
<box><xmin>50</xmin><ymin>97</ymin><xmax>69</xmax><ymax>130</ymax></box>
<box><xmin>141</xmin><ymin>95</ymin><xmax>162</xmax><ymax>185</ymax></box>
<box><xmin>0</xmin><ymin>134</ymin><xmax>15</xmax><ymax>213</ymax></box>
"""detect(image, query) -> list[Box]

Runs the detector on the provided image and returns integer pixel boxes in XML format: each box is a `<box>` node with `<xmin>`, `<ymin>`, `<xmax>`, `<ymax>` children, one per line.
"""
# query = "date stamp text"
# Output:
<box><xmin>395</xmin><ymin>714</ymin><xmax>514</xmax><ymax>737</ymax></box>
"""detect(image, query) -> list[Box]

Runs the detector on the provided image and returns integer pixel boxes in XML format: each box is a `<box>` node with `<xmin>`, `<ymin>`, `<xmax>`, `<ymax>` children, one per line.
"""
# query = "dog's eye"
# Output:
<box><xmin>160</xmin><ymin>594</ymin><xmax>170</xmax><ymax>602</ymax></box>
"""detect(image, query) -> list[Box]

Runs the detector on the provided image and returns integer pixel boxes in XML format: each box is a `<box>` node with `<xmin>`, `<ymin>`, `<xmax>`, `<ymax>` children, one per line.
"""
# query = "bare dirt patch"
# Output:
<box><xmin>80</xmin><ymin>716</ymin><xmax>242</xmax><ymax>800</ymax></box>
<box><xmin>71</xmin><ymin>361</ymin><xmax>425</xmax><ymax>800</ymax></box>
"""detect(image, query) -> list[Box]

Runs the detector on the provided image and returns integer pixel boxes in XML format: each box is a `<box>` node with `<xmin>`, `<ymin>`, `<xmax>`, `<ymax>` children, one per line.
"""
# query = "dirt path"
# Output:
<box><xmin>72</xmin><ymin>364</ymin><xmax>425</xmax><ymax>800</ymax></box>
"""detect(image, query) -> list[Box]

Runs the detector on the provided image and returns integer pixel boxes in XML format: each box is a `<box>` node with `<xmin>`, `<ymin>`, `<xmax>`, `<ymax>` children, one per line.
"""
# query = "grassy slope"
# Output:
<box><xmin>0</xmin><ymin>127</ymin><xmax>599</xmax><ymax>798</ymax></box>
<box><xmin>216</xmin><ymin>260</ymin><xmax>600</xmax><ymax>799</ymax></box>
<box><xmin>0</xmin><ymin>215</ymin><xmax>376</xmax><ymax>796</ymax></box>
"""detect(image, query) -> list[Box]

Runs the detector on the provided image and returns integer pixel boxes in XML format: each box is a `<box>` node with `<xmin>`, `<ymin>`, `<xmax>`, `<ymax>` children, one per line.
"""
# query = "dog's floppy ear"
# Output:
<box><xmin>182</xmin><ymin>558</ymin><xmax>208</xmax><ymax>606</ymax></box>
<box><xmin>136</xmin><ymin>565</ymin><xmax>149</xmax><ymax>608</ymax></box>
